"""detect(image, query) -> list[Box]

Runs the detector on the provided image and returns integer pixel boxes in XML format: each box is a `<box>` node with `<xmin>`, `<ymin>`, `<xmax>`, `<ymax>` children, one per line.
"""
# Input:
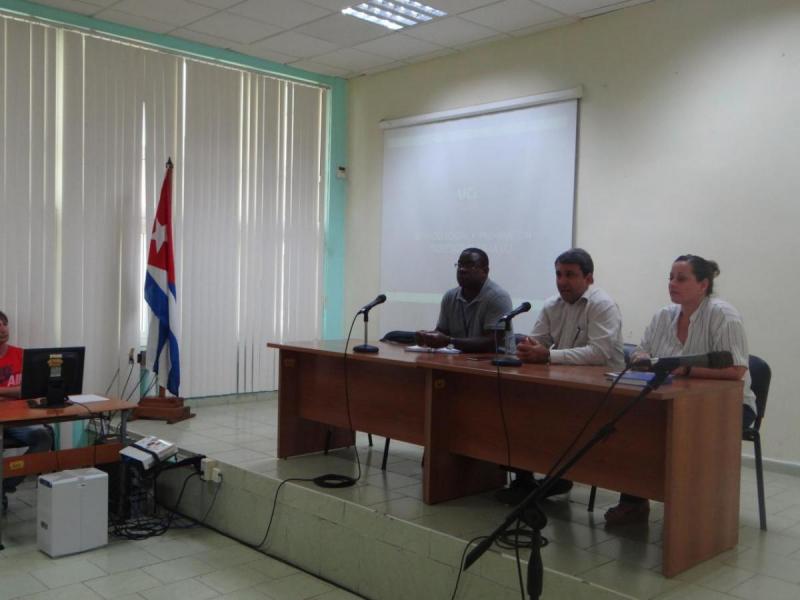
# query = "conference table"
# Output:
<box><xmin>269</xmin><ymin>340</ymin><xmax>744</xmax><ymax>577</ymax></box>
<box><xmin>0</xmin><ymin>397</ymin><xmax>137</xmax><ymax>550</ymax></box>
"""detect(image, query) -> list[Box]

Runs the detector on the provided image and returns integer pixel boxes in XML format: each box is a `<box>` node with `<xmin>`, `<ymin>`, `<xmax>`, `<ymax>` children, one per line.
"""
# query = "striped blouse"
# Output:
<box><xmin>636</xmin><ymin>296</ymin><xmax>756</xmax><ymax>413</ymax></box>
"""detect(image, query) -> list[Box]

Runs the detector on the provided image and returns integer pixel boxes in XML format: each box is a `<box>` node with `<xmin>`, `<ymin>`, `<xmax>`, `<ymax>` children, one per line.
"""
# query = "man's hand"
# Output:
<box><xmin>629</xmin><ymin>351</ymin><xmax>651</xmax><ymax>371</ymax></box>
<box><xmin>415</xmin><ymin>330</ymin><xmax>451</xmax><ymax>349</ymax></box>
<box><xmin>516</xmin><ymin>337</ymin><xmax>550</xmax><ymax>363</ymax></box>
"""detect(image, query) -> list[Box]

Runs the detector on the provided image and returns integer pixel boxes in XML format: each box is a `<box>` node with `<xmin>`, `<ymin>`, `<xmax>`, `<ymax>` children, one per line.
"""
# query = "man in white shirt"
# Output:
<box><xmin>496</xmin><ymin>249</ymin><xmax>625</xmax><ymax>505</ymax></box>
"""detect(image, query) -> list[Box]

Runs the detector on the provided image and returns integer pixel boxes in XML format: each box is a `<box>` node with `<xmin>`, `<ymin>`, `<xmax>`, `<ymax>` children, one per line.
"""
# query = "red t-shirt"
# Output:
<box><xmin>0</xmin><ymin>345</ymin><xmax>23</xmax><ymax>387</ymax></box>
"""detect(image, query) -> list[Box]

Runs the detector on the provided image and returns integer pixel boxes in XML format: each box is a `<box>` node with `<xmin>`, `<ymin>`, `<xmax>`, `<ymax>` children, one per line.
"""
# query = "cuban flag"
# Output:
<box><xmin>144</xmin><ymin>159</ymin><xmax>180</xmax><ymax>396</ymax></box>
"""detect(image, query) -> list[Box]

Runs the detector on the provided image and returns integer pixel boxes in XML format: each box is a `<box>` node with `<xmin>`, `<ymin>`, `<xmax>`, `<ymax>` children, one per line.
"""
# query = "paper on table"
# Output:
<box><xmin>68</xmin><ymin>394</ymin><xmax>109</xmax><ymax>404</ymax></box>
<box><xmin>405</xmin><ymin>345</ymin><xmax>462</xmax><ymax>354</ymax></box>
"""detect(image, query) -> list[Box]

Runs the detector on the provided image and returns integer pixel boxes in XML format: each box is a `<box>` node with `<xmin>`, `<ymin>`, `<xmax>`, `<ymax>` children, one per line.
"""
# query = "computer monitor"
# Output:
<box><xmin>20</xmin><ymin>347</ymin><xmax>85</xmax><ymax>408</ymax></box>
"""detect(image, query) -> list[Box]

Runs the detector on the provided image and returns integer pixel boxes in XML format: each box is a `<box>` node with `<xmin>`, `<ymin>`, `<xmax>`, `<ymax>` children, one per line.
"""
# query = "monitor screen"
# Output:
<box><xmin>20</xmin><ymin>347</ymin><xmax>85</xmax><ymax>408</ymax></box>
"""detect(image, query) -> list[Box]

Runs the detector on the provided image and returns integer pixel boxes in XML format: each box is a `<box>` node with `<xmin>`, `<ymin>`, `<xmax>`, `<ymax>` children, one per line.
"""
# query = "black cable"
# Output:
<box><xmin>542</xmin><ymin>366</ymin><xmax>631</xmax><ymax>482</ymax></box>
<box><xmin>136</xmin><ymin>372</ymin><xmax>159</xmax><ymax>401</ymax></box>
<box><xmin>450</xmin><ymin>535</ymin><xmax>488</xmax><ymax>600</ymax></box>
<box><xmin>69</xmin><ymin>400</ymin><xmax>99</xmax><ymax>468</ymax></box>
<box><xmin>110</xmin><ymin>466</ymin><xmax>200</xmax><ymax>540</ymax></box>
<box><xmin>199</xmin><ymin>473</ymin><xmax>223</xmax><ymax>523</ymax></box>
<box><xmin>250</xmin><ymin>314</ymin><xmax>364</xmax><ymax>551</ymax></box>
<box><xmin>313</xmin><ymin>311</ymin><xmax>363</xmax><ymax>488</ymax></box>
<box><xmin>104</xmin><ymin>366</ymin><xmax>120</xmax><ymax>396</ymax></box>
<box><xmin>119</xmin><ymin>362</ymin><xmax>135</xmax><ymax>401</ymax></box>
<box><xmin>127</xmin><ymin>369</ymin><xmax>157</xmax><ymax>402</ymax></box>
<box><xmin>496</xmin><ymin>362</ymin><xmax>513</xmax><ymax>471</ymax></box>
<box><xmin>253</xmin><ymin>477</ymin><xmax>316</xmax><ymax>549</ymax></box>
<box><xmin>490</xmin><ymin>364</ymin><xmax>629</xmax><ymax>559</ymax></box>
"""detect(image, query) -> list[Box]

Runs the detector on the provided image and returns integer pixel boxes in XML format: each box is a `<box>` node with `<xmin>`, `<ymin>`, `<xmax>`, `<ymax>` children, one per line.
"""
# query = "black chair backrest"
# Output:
<box><xmin>748</xmin><ymin>354</ymin><xmax>771</xmax><ymax>429</ymax></box>
<box><xmin>623</xmin><ymin>343</ymin><xmax>637</xmax><ymax>366</ymax></box>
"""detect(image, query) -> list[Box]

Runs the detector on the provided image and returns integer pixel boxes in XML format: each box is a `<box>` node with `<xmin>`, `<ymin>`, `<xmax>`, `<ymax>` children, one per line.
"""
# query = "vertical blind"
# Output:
<box><xmin>0</xmin><ymin>15</ymin><xmax>327</xmax><ymax>398</ymax></box>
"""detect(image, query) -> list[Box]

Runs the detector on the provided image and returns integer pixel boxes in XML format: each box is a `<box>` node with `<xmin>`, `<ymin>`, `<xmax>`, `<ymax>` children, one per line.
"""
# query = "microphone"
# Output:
<box><xmin>491</xmin><ymin>302</ymin><xmax>531</xmax><ymax>368</ymax></box>
<box><xmin>632</xmin><ymin>351</ymin><xmax>734</xmax><ymax>372</ymax></box>
<box><xmin>353</xmin><ymin>294</ymin><xmax>386</xmax><ymax>354</ymax></box>
<box><xmin>358</xmin><ymin>294</ymin><xmax>387</xmax><ymax>315</ymax></box>
<box><xmin>497</xmin><ymin>302</ymin><xmax>532</xmax><ymax>323</ymax></box>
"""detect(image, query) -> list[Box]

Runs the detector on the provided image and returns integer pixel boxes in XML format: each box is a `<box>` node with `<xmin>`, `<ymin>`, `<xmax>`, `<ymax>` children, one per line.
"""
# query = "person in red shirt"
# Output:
<box><xmin>0</xmin><ymin>312</ymin><xmax>23</xmax><ymax>395</ymax></box>
<box><xmin>0</xmin><ymin>310</ymin><xmax>53</xmax><ymax>510</ymax></box>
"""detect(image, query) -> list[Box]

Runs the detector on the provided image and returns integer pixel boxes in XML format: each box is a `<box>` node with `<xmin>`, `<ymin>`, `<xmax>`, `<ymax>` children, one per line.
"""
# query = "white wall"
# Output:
<box><xmin>346</xmin><ymin>0</ymin><xmax>800</xmax><ymax>463</ymax></box>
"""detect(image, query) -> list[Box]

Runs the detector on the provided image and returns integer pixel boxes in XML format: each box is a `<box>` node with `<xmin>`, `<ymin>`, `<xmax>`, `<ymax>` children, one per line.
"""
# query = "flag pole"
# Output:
<box><xmin>133</xmin><ymin>157</ymin><xmax>193</xmax><ymax>424</ymax></box>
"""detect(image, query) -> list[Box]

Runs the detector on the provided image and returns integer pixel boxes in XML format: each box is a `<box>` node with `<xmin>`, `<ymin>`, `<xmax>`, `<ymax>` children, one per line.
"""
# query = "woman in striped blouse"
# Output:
<box><xmin>604</xmin><ymin>254</ymin><xmax>755</xmax><ymax>526</ymax></box>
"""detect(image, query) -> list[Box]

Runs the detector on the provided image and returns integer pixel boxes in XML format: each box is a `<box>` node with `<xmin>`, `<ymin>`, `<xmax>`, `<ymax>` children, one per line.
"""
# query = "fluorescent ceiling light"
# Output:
<box><xmin>342</xmin><ymin>0</ymin><xmax>447</xmax><ymax>30</ymax></box>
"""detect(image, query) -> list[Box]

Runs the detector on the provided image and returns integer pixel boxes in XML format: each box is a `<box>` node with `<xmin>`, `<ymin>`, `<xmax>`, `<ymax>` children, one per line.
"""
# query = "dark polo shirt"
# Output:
<box><xmin>436</xmin><ymin>278</ymin><xmax>513</xmax><ymax>340</ymax></box>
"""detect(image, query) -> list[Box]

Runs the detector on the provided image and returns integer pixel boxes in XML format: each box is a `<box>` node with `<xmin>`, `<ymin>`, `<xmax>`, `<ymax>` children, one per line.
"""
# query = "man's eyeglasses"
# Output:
<box><xmin>454</xmin><ymin>262</ymin><xmax>481</xmax><ymax>270</ymax></box>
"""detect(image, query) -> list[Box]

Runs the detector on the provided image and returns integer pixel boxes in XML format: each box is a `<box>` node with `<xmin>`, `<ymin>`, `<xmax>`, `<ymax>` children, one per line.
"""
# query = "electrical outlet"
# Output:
<box><xmin>128</xmin><ymin>348</ymin><xmax>135</xmax><ymax>364</ymax></box>
<box><xmin>210</xmin><ymin>467</ymin><xmax>222</xmax><ymax>484</ymax></box>
<box><xmin>200</xmin><ymin>458</ymin><xmax>217</xmax><ymax>481</ymax></box>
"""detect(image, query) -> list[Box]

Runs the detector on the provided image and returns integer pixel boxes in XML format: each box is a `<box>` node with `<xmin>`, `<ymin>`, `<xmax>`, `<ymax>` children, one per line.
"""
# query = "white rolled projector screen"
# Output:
<box><xmin>380</xmin><ymin>98</ymin><xmax>577</xmax><ymax>337</ymax></box>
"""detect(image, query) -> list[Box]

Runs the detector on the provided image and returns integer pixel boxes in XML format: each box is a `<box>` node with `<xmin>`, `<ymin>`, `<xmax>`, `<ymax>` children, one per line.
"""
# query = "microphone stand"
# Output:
<box><xmin>463</xmin><ymin>369</ymin><xmax>672</xmax><ymax>599</ymax></box>
<box><xmin>491</xmin><ymin>319</ymin><xmax>521</xmax><ymax>367</ymax></box>
<box><xmin>352</xmin><ymin>309</ymin><xmax>379</xmax><ymax>354</ymax></box>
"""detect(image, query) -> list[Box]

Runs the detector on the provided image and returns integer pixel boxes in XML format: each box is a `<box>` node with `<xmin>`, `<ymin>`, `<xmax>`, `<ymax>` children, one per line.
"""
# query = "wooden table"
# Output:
<box><xmin>0</xmin><ymin>397</ymin><xmax>137</xmax><ymax>549</ymax></box>
<box><xmin>269</xmin><ymin>340</ymin><xmax>744</xmax><ymax>577</ymax></box>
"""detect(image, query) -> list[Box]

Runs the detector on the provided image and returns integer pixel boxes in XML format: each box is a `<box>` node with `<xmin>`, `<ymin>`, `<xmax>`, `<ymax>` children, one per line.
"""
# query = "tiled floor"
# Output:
<box><xmin>128</xmin><ymin>393</ymin><xmax>800</xmax><ymax>600</ymax></box>
<box><xmin>5</xmin><ymin>393</ymin><xmax>800</xmax><ymax>600</ymax></box>
<box><xmin>0</xmin><ymin>428</ymin><xmax>361</xmax><ymax>599</ymax></box>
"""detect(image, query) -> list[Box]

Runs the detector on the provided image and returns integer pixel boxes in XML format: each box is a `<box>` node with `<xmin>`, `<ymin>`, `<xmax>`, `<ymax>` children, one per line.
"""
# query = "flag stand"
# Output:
<box><xmin>139</xmin><ymin>157</ymin><xmax>189</xmax><ymax>424</ymax></box>
<box><xmin>132</xmin><ymin>386</ymin><xmax>194</xmax><ymax>424</ymax></box>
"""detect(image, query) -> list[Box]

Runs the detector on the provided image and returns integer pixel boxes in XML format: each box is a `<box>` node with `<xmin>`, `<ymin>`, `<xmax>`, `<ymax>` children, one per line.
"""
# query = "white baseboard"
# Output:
<box><xmin>742</xmin><ymin>453</ymin><xmax>800</xmax><ymax>477</ymax></box>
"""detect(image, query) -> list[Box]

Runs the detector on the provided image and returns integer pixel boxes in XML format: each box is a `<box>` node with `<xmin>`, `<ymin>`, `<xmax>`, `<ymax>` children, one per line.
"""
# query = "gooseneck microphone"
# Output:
<box><xmin>353</xmin><ymin>294</ymin><xmax>387</xmax><ymax>354</ymax></box>
<box><xmin>492</xmin><ymin>301</ymin><xmax>532</xmax><ymax>367</ymax></box>
<box><xmin>632</xmin><ymin>351</ymin><xmax>734</xmax><ymax>372</ymax></box>
<box><xmin>358</xmin><ymin>294</ymin><xmax>387</xmax><ymax>315</ymax></box>
<box><xmin>497</xmin><ymin>302</ymin><xmax>532</xmax><ymax>323</ymax></box>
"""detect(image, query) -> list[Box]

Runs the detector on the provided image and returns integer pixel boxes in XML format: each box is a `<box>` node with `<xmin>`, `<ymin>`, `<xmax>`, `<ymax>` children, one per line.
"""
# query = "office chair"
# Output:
<box><xmin>745</xmin><ymin>354</ymin><xmax>771</xmax><ymax>531</ymax></box>
<box><xmin>586</xmin><ymin>354</ymin><xmax>772</xmax><ymax>532</ymax></box>
<box><xmin>2</xmin><ymin>425</ymin><xmax>56</xmax><ymax>511</ymax></box>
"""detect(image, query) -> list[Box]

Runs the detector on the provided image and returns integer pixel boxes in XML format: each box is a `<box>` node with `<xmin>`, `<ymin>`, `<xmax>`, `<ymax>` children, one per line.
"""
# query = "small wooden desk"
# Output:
<box><xmin>0</xmin><ymin>397</ymin><xmax>137</xmax><ymax>549</ymax></box>
<box><xmin>270</xmin><ymin>340</ymin><xmax>744</xmax><ymax>577</ymax></box>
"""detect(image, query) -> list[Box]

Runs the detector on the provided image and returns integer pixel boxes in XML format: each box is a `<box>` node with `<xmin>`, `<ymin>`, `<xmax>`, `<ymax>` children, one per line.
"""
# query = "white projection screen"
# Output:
<box><xmin>380</xmin><ymin>97</ymin><xmax>578</xmax><ymax>336</ymax></box>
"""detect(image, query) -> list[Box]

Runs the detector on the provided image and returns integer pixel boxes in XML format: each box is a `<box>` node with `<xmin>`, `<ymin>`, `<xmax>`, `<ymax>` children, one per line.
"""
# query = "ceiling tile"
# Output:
<box><xmin>358</xmin><ymin>60</ymin><xmax>409</xmax><ymax>77</ymax></box>
<box><xmin>227</xmin><ymin>43</ymin><xmax>298</xmax><ymax>64</ymax></box>
<box><xmin>187</xmin><ymin>11</ymin><xmax>282</xmax><ymax>44</ymax></box>
<box><xmin>111</xmin><ymin>0</ymin><xmax>217</xmax><ymax>28</ymax></box>
<box><xmin>509</xmin><ymin>15</ymin><xmax>577</xmax><ymax>36</ymax></box>
<box><xmin>32</xmin><ymin>0</ymin><xmax>102</xmax><ymax>15</ymax></box>
<box><xmin>533</xmin><ymin>0</ymin><xmax>619</xmax><ymax>16</ymax></box>
<box><xmin>249</xmin><ymin>31</ymin><xmax>339</xmax><ymax>59</ymax></box>
<box><xmin>403</xmin><ymin>47</ymin><xmax>457</xmax><ymax>65</ymax></box>
<box><xmin>289</xmin><ymin>58</ymin><xmax>351</xmax><ymax>78</ymax></box>
<box><xmin>313</xmin><ymin>48</ymin><xmax>395</xmax><ymax>72</ymax></box>
<box><xmin>456</xmin><ymin>32</ymin><xmax>510</xmax><ymax>50</ymax></box>
<box><xmin>352</xmin><ymin>33</ymin><xmax>445</xmax><ymax>61</ymax></box>
<box><xmin>187</xmin><ymin>0</ymin><xmax>244</xmax><ymax>8</ymax></box>
<box><xmin>302</xmin><ymin>0</ymin><xmax>354</xmax><ymax>10</ymax></box>
<box><xmin>294</xmin><ymin>13</ymin><xmax>389</xmax><ymax>45</ymax></box>
<box><xmin>95</xmin><ymin>9</ymin><xmax>177</xmax><ymax>34</ymax></box>
<box><xmin>403</xmin><ymin>17</ymin><xmax>499</xmax><ymax>47</ymax></box>
<box><xmin>228</xmin><ymin>0</ymin><xmax>332</xmax><ymax>29</ymax></box>
<box><xmin>417</xmin><ymin>0</ymin><xmax>499</xmax><ymax>16</ymax></box>
<box><xmin>577</xmin><ymin>0</ymin><xmax>653</xmax><ymax>18</ymax></box>
<box><xmin>461</xmin><ymin>0</ymin><xmax>563</xmax><ymax>33</ymax></box>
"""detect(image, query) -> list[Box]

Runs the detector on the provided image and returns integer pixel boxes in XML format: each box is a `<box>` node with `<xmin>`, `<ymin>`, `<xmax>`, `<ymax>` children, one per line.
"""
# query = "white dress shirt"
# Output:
<box><xmin>530</xmin><ymin>286</ymin><xmax>625</xmax><ymax>370</ymax></box>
